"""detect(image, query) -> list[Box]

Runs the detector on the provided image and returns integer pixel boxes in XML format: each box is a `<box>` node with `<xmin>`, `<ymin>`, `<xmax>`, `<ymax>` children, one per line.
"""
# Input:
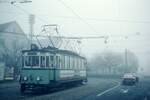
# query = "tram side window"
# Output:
<box><xmin>81</xmin><ymin>59</ymin><xmax>82</xmax><ymax>69</ymax></box>
<box><xmin>81</xmin><ymin>59</ymin><xmax>83</xmax><ymax>69</ymax></box>
<box><xmin>46</xmin><ymin>56</ymin><xmax>49</xmax><ymax>67</ymax></box>
<box><xmin>68</xmin><ymin>56</ymin><xmax>70</xmax><ymax>69</ymax></box>
<box><xmin>25</xmin><ymin>56</ymin><xmax>39</xmax><ymax>67</ymax></box>
<box><xmin>74</xmin><ymin>58</ymin><xmax>76</xmax><ymax>69</ymax></box>
<box><xmin>32</xmin><ymin>56</ymin><xmax>39</xmax><ymax>66</ymax></box>
<box><xmin>70</xmin><ymin>57</ymin><xmax>72</xmax><ymax>69</ymax></box>
<box><xmin>76</xmin><ymin>58</ymin><xmax>78</xmax><ymax>69</ymax></box>
<box><xmin>77</xmin><ymin>58</ymin><xmax>79</xmax><ymax>69</ymax></box>
<box><xmin>62</xmin><ymin>55</ymin><xmax>65</xmax><ymax>69</ymax></box>
<box><xmin>79</xmin><ymin>59</ymin><xmax>81</xmax><ymax>69</ymax></box>
<box><xmin>75</xmin><ymin>58</ymin><xmax>77</xmax><ymax>69</ymax></box>
<box><xmin>67</xmin><ymin>56</ymin><xmax>69</xmax><ymax>69</ymax></box>
<box><xmin>56</xmin><ymin>56</ymin><xmax>60</xmax><ymax>68</ymax></box>
<box><xmin>60</xmin><ymin>55</ymin><xmax>63</xmax><ymax>69</ymax></box>
<box><xmin>22</xmin><ymin>56</ymin><xmax>24</xmax><ymax>67</ymax></box>
<box><xmin>65</xmin><ymin>56</ymin><xmax>67</xmax><ymax>69</ymax></box>
<box><xmin>40</xmin><ymin>56</ymin><xmax>46</xmax><ymax>68</ymax></box>
<box><xmin>73</xmin><ymin>57</ymin><xmax>75</xmax><ymax>69</ymax></box>
<box><xmin>25</xmin><ymin>56</ymin><xmax>31</xmax><ymax>66</ymax></box>
<box><xmin>83</xmin><ymin>60</ymin><xmax>85</xmax><ymax>69</ymax></box>
<box><xmin>50</xmin><ymin>56</ymin><xmax>54</xmax><ymax>67</ymax></box>
<box><xmin>59</xmin><ymin>56</ymin><xmax>61</xmax><ymax>68</ymax></box>
<box><xmin>71</xmin><ymin>57</ymin><xmax>74</xmax><ymax>69</ymax></box>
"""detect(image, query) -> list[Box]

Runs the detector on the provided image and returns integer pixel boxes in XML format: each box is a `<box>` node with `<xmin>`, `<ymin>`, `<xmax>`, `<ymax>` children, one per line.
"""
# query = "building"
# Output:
<box><xmin>0</xmin><ymin>63</ymin><xmax>5</xmax><ymax>80</ymax></box>
<box><xmin>0</xmin><ymin>21</ymin><xmax>29</xmax><ymax>50</ymax></box>
<box><xmin>0</xmin><ymin>21</ymin><xmax>29</xmax><ymax>79</ymax></box>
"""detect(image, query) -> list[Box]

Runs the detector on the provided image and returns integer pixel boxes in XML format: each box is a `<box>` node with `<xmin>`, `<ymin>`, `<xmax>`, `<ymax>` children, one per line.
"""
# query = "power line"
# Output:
<box><xmin>12</xmin><ymin>4</ymin><xmax>48</xmax><ymax>24</ymax></box>
<box><xmin>35</xmin><ymin>35</ymin><xmax>106</xmax><ymax>39</ymax></box>
<box><xmin>33</xmin><ymin>15</ymin><xmax>150</xmax><ymax>24</ymax></box>
<box><xmin>57</xmin><ymin>0</ymin><xmax>98</xmax><ymax>34</ymax></box>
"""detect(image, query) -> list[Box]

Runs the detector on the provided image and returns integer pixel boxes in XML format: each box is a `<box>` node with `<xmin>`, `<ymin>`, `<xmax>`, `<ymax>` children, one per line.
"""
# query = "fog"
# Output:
<box><xmin>0</xmin><ymin>0</ymin><xmax>150</xmax><ymax>75</ymax></box>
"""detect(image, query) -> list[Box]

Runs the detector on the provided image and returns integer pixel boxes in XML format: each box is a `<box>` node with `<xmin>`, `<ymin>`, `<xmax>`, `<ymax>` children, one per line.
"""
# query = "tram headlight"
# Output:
<box><xmin>23</xmin><ymin>76</ymin><xmax>27</xmax><ymax>81</ymax></box>
<box><xmin>36</xmin><ymin>76</ymin><xmax>40</xmax><ymax>81</ymax></box>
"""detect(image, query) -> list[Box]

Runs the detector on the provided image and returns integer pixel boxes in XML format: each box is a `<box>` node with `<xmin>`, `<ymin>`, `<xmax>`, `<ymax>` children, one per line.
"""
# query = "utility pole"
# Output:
<box><xmin>125</xmin><ymin>48</ymin><xmax>128</xmax><ymax>73</ymax></box>
<box><xmin>29</xmin><ymin>14</ymin><xmax>35</xmax><ymax>46</ymax></box>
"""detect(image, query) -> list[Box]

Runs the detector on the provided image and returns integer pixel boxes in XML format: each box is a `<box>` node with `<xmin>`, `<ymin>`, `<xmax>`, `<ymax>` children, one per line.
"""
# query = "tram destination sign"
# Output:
<box><xmin>27</xmin><ymin>52</ymin><xmax>37</xmax><ymax>55</ymax></box>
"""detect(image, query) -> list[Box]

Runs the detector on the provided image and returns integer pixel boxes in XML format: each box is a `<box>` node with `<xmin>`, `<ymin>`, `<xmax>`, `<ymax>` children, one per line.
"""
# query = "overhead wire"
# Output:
<box><xmin>56</xmin><ymin>0</ymin><xmax>98</xmax><ymax>34</ymax></box>
<box><xmin>11</xmin><ymin>3</ymin><xmax>61</xmax><ymax>48</ymax></box>
<box><xmin>2</xmin><ymin>0</ymin><xmax>150</xmax><ymax>52</ymax></box>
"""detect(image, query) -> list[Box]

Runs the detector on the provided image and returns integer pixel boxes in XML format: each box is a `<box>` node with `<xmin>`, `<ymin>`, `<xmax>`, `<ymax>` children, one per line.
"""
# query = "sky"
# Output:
<box><xmin>0</xmin><ymin>0</ymin><xmax>150</xmax><ymax>74</ymax></box>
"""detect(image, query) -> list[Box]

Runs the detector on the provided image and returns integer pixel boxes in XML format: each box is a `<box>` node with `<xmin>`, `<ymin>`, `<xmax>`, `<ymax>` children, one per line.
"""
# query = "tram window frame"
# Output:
<box><xmin>59</xmin><ymin>56</ymin><xmax>60</xmax><ymax>68</ymax></box>
<box><xmin>67</xmin><ymin>56</ymin><xmax>69</xmax><ymax>69</ymax></box>
<box><xmin>64</xmin><ymin>55</ymin><xmax>66</xmax><ymax>69</ymax></box>
<box><xmin>59</xmin><ymin>55</ymin><xmax>62</xmax><ymax>69</ymax></box>
<box><xmin>77</xmin><ymin>58</ymin><xmax>79</xmax><ymax>69</ymax></box>
<box><xmin>22</xmin><ymin>56</ymin><xmax>24</xmax><ymax>68</ymax></box>
<box><xmin>81</xmin><ymin>59</ymin><xmax>83</xmax><ymax>69</ymax></box>
<box><xmin>25</xmin><ymin>56</ymin><xmax>31</xmax><ymax>67</ymax></box>
<box><xmin>50</xmin><ymin>55</ymin><xmax>54</xmax><ymax>68</ymax></box>
<box><xmin>83</xmin><ymin>60</ymin><xmax>85</xmax><ymax>69</ymax></box>
<box><xmin>68</xmin><ymin>56</ymin><xmax>70</xmax><ymax>69</ymax></box>
<box><xmin>71</xmin><ymin>56</ymin><xmax>73</xmax><ymax>69</ymax></box>
<box><xmin>56</xmin><ymin>56</ymin><xmax>58</xmax><ymax>68</ymax></box>
<box><xmin>46</xmin><ymin>56</ymin><xmax>49</xmax><ymax>67</ymax></box>
<box><xmin>60</xmin><ymin>55</ymin><xmax>63</xmax><ymax>69</ymax></box>
<box><xmin>75</xmin><ymin>57</ymin><xmax>77</xmax><ymax>69</ymax></box>
<box><xmin>73</xmin><ymin>57</ymin><xmax>75</xmax><ymax>69</ymax></box>
<box><xmin>76</xmin><ymin>58</ymin><xmax>78</xmax><ymax>69</ymax></box>
<box><xmin>62</xmin><ymin>55</ymin><xmax>65</xmax><ymax>69</ymax></box>
<box><xmin>79</xmin><ymin>58</ymin><xmax>81</xmax><ymax>69</ymax></box>
<box><xmin>40</xmin><ymin>56</ymin><xmax>46</xmax><ymax>68</ymax></box>
<box><xmin>56</xmin><ymin>56</ymin><xmax>59</xmax><ymax>68</ymax></box>
<box><xmin>65</xmin><ymin>55</ymin><xmax>68</xmax><ymax>69</ymax></box>
<box><xmin>24</xmin><ymin>56</ymin><xmax>40</xmax><ymax>68</ymax></box>
<box><xmin>72</xmin><ymin>57</ymin><xmax>74</xmax><ymax>69</ymax></box>
<box><xmin>82</xmin><ymin>59</ymin><xmax>84</xmax><ymax>69</ymax></box>
<box><xmin>32</xmin><ymin>56</ymin><xmax>40</xmax><ymax>67</ymax></box>
<box><xmin>74</xmin><ymin>57</ymin><xmax>76</xmax><ymax>69</ymax></box>
<box><xmin>70</xmin><ymin>56</ymin><xmax>72</xmax><ymax>69</ymax></box>
<box><xmin>80</xmin><ymin>59</ymin><xmax>82</xmax><ymax>69</ymax></box>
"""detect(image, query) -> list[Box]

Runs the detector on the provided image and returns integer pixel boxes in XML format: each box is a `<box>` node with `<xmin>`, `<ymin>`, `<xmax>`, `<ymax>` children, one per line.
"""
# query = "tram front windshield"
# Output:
<box><xmin>23</xmin><ymin>55</ymin><xmax>53</xmax><ymax>68</ymax></box>
<box><xmin>24</xmin><ymin>56</ymin><xmax>40</xmax><ymax>68</ymax></box>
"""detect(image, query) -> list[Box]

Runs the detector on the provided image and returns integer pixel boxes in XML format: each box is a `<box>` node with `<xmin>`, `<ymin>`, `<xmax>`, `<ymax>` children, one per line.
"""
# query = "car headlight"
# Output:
<box><xmin>36</xmin><ymin>76</ymin><xmax>40</xmax><ymax>81</ymax></box>
<box><xmin>23</xmin><ymin>76</ymin><xmax>27</xmax><ymax>81</ymax></box>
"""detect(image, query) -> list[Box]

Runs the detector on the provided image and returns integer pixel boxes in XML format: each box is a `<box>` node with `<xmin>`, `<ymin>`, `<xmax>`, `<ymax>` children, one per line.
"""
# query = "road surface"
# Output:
<box><xmin>0</xmin><ymin>77</ymin><xmax>150</xmax><ymax>100</ymax></box>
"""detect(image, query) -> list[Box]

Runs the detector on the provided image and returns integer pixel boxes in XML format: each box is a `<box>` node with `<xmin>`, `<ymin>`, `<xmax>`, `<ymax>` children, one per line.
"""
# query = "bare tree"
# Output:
<box><xmin>87</xmin><ymin>50</ymin><xmax>139</xmax><ymax>76</ymax></box>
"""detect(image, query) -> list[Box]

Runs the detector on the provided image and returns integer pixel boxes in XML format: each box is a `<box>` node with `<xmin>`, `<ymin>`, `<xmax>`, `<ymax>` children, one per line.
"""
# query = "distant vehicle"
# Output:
<box><xmin>132</xmin><ymin>73</ymin><xmax>139</xmax><ymax>82</ymax></box>
<box><xmin>19</xmin><ymin>44</ymin><xmax>87</xmax><ymax>93</ymax></box>
<box><xmin>122</xmin><ymin>73</ymin><xmax>138</xmax><ymax>85</ymax></box>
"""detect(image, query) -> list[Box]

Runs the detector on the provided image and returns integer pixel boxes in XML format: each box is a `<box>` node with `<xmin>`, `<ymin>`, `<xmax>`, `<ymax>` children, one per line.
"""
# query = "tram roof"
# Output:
<box><xmin>22</xmin><ymin>47</ymin><xmax>85</xmax><ymax>59</ymax></box>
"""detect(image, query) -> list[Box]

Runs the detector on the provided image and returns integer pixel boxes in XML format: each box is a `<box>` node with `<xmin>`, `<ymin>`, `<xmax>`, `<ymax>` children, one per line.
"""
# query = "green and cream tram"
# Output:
<box><xmin>20</xmin><ymin>44</ymin><xmax>87</xmax><ymax>92</ymax></box>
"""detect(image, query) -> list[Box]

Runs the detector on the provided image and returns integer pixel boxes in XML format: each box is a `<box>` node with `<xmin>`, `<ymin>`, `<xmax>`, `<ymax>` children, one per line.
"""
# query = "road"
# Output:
<box><xmin>0</xmin><ymin>77</ymin><xmax>150</xmax><ymax>100</ymax></box>
<box><xmin>80</xmin><ymin>78</ymin><xmax>150</xmax><ymax>100</ymax></box>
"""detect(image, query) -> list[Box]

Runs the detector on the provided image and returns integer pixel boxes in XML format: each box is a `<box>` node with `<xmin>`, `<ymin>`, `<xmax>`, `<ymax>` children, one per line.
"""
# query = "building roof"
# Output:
<box><xmin>0</xmin><ymin>21</ymin><xmax>25</xmax><ymax>35</ymax></box>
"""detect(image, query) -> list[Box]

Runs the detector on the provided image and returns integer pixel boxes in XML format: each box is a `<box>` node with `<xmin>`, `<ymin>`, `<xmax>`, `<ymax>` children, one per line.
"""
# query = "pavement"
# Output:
<box><xmin>0</xmin><ymin>77</ymin><xmax>150</xmax><ymax>100</ymax></box>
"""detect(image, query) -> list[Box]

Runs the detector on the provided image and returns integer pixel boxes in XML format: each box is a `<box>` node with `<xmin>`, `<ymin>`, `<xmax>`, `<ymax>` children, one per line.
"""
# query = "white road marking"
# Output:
<box><xmin>121</xmin><ymin>89</ymin><xmax>129</xmax><ymax>93</ymax></box>
<box><xmin>97</xmin><ymin>83</ymin><xmax>120</xmax><ymax>97</ymax></box>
